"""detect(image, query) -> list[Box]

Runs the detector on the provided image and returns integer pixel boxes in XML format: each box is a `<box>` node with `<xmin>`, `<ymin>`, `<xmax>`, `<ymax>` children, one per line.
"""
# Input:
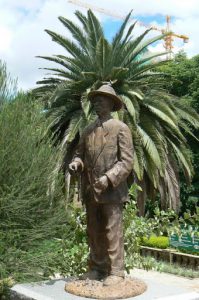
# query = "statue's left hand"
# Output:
<box><xmin>94</xmin><ymin>175</ymin><xmax>109</xmax><ymax>193</ymax></box>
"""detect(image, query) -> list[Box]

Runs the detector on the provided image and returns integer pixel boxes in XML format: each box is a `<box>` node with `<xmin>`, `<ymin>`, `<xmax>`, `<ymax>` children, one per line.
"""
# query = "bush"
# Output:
<box><xmin>0</xmin><ymin>205</ymin><xmax>88</xmax><ymax>283</ymax></box>
<box><xmin>142</xmin><ymin>236</ymin><xmax>169</xmax><ymax>249</ymax></box>
<box><xmin>0</xmin><ymin>277</ymin><xmax>14</xmax><ymax>300</ymax></box>
<box><xmin>0</xmin><ymin>93</ymin><xmax>68</xmax><ymax>282</ymax></box>
<box><xmin>124</xmin><ymin>186</ymin><xmax>183</xmax><ymax>271</ymax></box>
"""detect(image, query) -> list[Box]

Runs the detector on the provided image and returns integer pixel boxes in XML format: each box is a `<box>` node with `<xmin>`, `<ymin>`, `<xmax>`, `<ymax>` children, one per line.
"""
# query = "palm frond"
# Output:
<box><xmin>168</xmin><ymin>140</ymin><xmax>193</xmax><ymax>181</ymax></box>
<box><xmin>87</xmin><ymin>9</ymin><xmax>104</xmax><ymax>49</ymax></box>
<box><xmin>121</xmin><ymin>95</ymin><xmax>136</xmax><ymax>121</ymax></box>
<box><xmin>137</xmin><ymin>125</ymin><xmax>162</xmax><ymax>169</ymax></box>
<box><xmin>112</xmin><ymin>10</ymin><xmax>133</xmax><ymax>48</ymax></box>
<box><xmin>58</xmin><ymin>16</ymin><xmax>88</xmax><ymax>51</ymax></box>
<box><xmin>96</xmin><ymin>37</ymin><xmax>112</xmax><ymax>79</ymax></box>
<box><xmin>75</xmin><ymin>10</ymin><xmax>89</xmax><ymax>31</ymax></box>
<box><xmin>45</xmin><ymin>30</ymin><xmax>83</xmax><ymax>58</ymax></box>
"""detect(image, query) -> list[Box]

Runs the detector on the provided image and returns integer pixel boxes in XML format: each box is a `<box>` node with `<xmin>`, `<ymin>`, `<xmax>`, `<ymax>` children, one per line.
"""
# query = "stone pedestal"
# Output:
<box><xmin>65</xmin><ymin>277</ymin><xmax>147</xmax><ymax>299</ymax></box>
<box><xmin>10</xmin><ymin>269</ymin><xmax>199</xmax><ymax>300</ymax></box>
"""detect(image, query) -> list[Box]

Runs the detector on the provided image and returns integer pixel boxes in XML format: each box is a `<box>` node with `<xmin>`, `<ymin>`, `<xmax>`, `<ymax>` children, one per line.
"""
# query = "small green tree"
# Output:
<box><xmin>0</xmin><ymin>93</ymin><xmax>67</xmax><ymax>281</ymax></box>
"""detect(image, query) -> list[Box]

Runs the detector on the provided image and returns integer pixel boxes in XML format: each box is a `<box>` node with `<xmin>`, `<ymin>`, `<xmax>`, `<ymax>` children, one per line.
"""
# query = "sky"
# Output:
<box><xmin>0</xmin><ymin>0</ymin><xmax>199</xmax><ymax>90</ymax></box>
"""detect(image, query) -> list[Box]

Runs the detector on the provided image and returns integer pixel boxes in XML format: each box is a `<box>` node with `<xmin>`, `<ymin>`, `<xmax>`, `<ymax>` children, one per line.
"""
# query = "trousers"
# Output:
<box><xmin>86</xmin><ymin>201</ymin><xmax>124</xmax><ymax>277</ymax></box>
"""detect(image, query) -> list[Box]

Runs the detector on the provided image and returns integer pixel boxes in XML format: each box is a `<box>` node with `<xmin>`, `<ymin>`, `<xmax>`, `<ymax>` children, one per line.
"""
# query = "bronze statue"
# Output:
<box><xmin>69</xmin><ymin>84</ymin><xmax>134</xmax><ymax>286</ymax></box>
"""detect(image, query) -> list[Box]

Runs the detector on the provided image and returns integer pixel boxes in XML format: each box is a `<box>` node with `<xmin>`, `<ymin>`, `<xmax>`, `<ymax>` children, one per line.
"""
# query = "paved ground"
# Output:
<box><xmin>10</xmin><ymin>268</ymin><xmax>199</xmax><ymax>300</ymax></box>
<box><xmin>129</xmin><ymin>268</ymin><xmax>199</xmax><ymax>299</ymax></box>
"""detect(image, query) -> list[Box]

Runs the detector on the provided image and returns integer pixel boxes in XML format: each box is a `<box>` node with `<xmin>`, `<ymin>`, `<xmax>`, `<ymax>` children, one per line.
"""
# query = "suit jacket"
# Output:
<box><xmin>73</xmin><ymin>117</ymin><xmax>134</xmax><ymax>204</ymax></box>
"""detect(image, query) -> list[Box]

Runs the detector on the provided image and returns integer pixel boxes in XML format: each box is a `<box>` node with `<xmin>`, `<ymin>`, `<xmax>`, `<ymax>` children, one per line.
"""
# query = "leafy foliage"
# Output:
<box><xmin>2</xmin><ymin>199</ymin><xmax>181</xmax><ymax>279</ymax></box>
<box><xmin>34</xmin><ymin>11</ymin><xmax>199</xmax><ymax>213</ymax></box>
<box><xmin>0</xmin><ymin>277</ymin><xmax>13</xmax><ymax>300</ymax></box>
<box><xmin>0</xmin><ymin>93</ymin><xmax>67</xmax><ymax>283</ymax></box>
<box><xmin>158</xmin><ymin>51</ymin><xmax>199</xmax><ymax>214</ymax></box>
<box><xmin>1</xmin><ymin>179</ymin><xmax>197</xmax><ymax>295</ymax></box>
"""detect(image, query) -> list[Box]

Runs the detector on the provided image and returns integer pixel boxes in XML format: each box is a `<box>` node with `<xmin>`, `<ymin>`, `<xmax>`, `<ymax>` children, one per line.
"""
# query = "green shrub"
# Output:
<box><xmin>0</xmin><ymin>277</ymin><xmax>14</xmax><ymax>300</ymax></box>
<box><xmin>142</xmin><ymin>236</ymin><xmax>169</xmax><ymax>249</ymax></box>
<box><xmin>0</xmin><ymin>93</ymin><xmax>68</xmax><ymax>282</ymax></box>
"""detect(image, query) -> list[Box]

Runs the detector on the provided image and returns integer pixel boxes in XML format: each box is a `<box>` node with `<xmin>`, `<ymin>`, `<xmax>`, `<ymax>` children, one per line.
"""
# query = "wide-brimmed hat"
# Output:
<box><xmin>88</xmin><ymin>84</ymin><xmax>123</xmax><ymax>111</ymax></box>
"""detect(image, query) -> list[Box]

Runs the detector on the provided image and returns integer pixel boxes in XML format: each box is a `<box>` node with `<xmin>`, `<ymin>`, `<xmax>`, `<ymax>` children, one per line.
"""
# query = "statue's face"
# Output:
<box><xmin>92</xmin><ymin>95</ymin><xmax>113</xmax><ymax>116</ymax></box>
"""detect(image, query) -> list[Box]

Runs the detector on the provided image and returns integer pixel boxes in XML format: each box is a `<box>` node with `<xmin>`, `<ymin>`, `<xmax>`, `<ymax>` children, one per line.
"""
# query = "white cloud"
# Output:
<box><xmin>0</xmin><ymin>26</ymin><xmax>12</xmax><ymax>52</ymax></box>
<box><xmin>0</xmin><ymin>0</ymin><xmax>77</xmax><ymax>90</ymax></box>
<box><xmin>0</xmin><ymin>0</ymin><xmax>199</xmax><ymax>90</ymax></box>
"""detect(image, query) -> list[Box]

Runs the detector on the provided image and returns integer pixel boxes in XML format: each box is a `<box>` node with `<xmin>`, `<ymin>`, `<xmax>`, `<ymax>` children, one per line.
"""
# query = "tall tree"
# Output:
<box><xmin>34</xmin><ymin>11</ymin><xmax>199</xmax><ymax>213</ymax></box>
<box><xmin>158</xmin><ymin>51</ymin><xmax>199</xmax><ymax>213</ymax></box>
<box><xmin>0</xmin><ymin>93</ymin><xmax>67</xmax><ymax>239</ymax></box>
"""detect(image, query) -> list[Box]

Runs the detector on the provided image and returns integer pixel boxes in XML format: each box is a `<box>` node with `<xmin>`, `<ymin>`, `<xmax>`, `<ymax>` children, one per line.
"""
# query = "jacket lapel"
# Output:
<box><xmin>87</xmin><ymin>120</ymin><xmax>98</xmax><ymax>164</ymax></box>
<box><xmin>92</xmin><ymin>123</ymin><xmax>109</xmax><ymax>167</ymax></box>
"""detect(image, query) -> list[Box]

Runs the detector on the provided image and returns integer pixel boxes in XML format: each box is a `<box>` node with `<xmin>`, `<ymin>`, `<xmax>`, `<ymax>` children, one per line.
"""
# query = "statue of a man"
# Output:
<box><xmin>69</xmin><ymin>85</ymin><xmax>134</xmax><ymax>286</ymax></box>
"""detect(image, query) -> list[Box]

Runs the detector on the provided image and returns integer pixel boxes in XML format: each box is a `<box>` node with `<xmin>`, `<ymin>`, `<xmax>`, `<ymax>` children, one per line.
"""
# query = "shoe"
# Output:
<box><xmin>103</xmin><ymin>275</ymin><xmax>123</xmax><ymax>286</ymax></box>
<box><xmin>80</xmin><ymin>270</ymin><xmax>105</xmax><ymax>280</ymax></box>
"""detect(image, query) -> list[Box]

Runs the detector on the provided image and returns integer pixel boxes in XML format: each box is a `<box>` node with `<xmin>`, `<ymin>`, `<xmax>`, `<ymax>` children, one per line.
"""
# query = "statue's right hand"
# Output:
<box><xmin>69</xmin><ymin>162</ymin><xmax>79</xmax><ymax>174</ymax></box>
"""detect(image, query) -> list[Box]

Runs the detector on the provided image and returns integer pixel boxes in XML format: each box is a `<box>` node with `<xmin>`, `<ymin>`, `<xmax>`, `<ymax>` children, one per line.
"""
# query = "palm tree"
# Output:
<box><xmin>34</xmin><ymin>10</ymin><xmax>199</xmax><ymax>213</ymax></box>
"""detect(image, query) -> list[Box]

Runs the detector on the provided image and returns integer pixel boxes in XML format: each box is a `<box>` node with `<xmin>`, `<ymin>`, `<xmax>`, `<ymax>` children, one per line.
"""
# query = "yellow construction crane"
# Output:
<box><xmin>160</xmin><ymin>15</ymin><xmax>189</xmax><ymax>53</ymax></box>
<box><xmin>68</xmin><ymin>0</ymin><xmax>189</xmax><ymax>56</ymax></box>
